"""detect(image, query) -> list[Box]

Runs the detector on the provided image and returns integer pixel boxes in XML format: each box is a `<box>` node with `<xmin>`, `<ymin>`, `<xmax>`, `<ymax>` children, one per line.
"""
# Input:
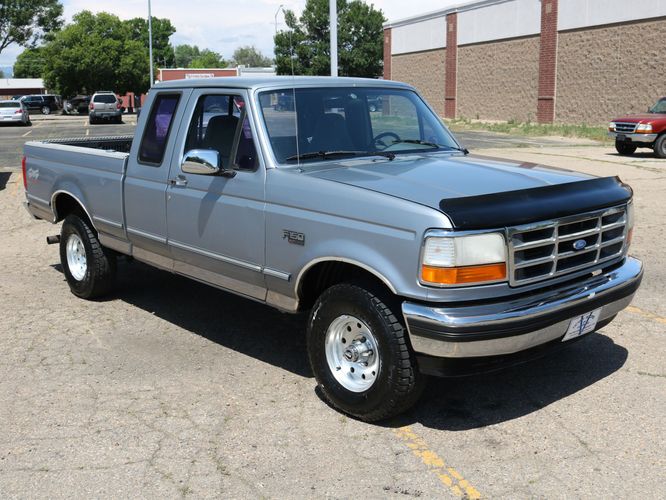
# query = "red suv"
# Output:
<box><xmin>609</xmin><ymin>97</ymin><xmax>666</xmax><ymax>158</ymax></box>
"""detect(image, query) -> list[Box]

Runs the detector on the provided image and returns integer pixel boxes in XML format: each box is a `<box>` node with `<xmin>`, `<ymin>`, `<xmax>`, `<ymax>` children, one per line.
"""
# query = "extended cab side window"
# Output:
<box><xmin>139</xmin><ymin>93</ymin><xmax>180</xmax><ymax>165</ymax></box>
<box><xmin>184</xmin><ymin>94</ymin><xmax>258</xmax><ymax>171</ymax></box>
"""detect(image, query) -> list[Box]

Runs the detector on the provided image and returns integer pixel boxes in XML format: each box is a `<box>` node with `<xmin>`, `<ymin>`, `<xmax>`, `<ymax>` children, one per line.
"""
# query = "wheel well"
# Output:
<box><xmin>53</xmin><ymin>193</ymin><xmax>92</xmax><ymax>227</ymax></box>
<box><xmin>298</xmin><ymin>261</ymin><xmax>395</xmax><ymax>311</ymax></box>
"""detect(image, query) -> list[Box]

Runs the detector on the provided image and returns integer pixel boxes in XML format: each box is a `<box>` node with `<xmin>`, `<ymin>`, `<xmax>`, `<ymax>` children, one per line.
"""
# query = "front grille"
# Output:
<box><xmin>508</xmin><ymin>206</ymin><xmax>627</xmax><ymax>286</ymax></box>
<box><xmin>614</xmin><ymin>122</ymin><xmax>637</xmax><ymax>133</ymax></box>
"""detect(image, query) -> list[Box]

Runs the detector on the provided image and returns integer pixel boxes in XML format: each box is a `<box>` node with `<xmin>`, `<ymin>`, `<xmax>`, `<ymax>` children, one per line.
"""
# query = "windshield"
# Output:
<box><xmin>649</xmin><ymin>98</ymin><xmax>666</xmax><ymax>113</ymax></box>
<box><xmin>258</xmin><ymin>87</ymin><xmax>460</xmax><ymax>164</ymax></box>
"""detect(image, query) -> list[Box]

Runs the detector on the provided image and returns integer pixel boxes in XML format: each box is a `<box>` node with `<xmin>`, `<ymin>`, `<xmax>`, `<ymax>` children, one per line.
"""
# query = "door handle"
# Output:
<box><xmin>169</xmin><ymin>175</ymin><xmax>188</xmax><ymax>187</ymax></box>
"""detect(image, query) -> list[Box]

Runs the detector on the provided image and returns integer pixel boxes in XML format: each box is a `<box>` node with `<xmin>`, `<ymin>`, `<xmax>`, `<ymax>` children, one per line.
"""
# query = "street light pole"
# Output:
<box><xmin>148</xmin><ymin>0</ymin><xmax>154</xmax><ymax>86</ymax></box>
<box><xmin>330</xmin><ymin>0</ymin><xmax>337</xmax><ymax>77</ymax></box>
<box><xmin>274</xmin><ymin>4</ymin><xmax>284</xmax><ymax>35</ymax></box>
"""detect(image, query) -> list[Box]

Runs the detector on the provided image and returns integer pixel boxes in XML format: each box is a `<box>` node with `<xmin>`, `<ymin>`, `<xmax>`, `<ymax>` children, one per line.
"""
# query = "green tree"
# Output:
<box><xmin>232</xmin><ymin>45</ymin><xmax>272</xmax><ymax>67</ymax></box>
<box><xmin>125</xmin><ymin>17</ymin><xmax>176</xmax><ymax>68</ymax></box>
<box><xmin>0</xmin><ymin>0</ymin><xmax>63</xmax><ymax>56</ymax></box>
<box><xmin>41</xmin><ymin>11</ymin><xmax>150</xmax><ymax>96</ymax></box>
<box><xmin>13</xmin><ymin>47</ymin><xmax>45</xmax><ymax>78</ymax></box>
<box><xmin>190</xmin><ymin>49</ymin><xmax>226</xmax><ymax>68</ymax></box>
<box><xmin>274</xmin><ymin>0</ymin><xmax>384</xmax><ymax>77</ymax></box>
<box><xmin>174</xmin><ymin>44</ymin><xmax>200</xmax><ymax>68</ymax></box>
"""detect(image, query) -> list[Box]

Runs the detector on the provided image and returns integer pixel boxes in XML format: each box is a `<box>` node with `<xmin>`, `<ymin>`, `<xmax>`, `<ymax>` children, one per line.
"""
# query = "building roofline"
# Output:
<box><xmin>383</xmin><ymin>0</ymin><xmax>514</xmax><ymax>29</ymax></box>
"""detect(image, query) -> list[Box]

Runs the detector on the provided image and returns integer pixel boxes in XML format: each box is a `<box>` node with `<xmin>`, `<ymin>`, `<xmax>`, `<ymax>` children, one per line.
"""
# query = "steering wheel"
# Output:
<box><xmin>371</xmin><ymin>131</ymin><xmax>401</xmax><ymax>150</ymax></box>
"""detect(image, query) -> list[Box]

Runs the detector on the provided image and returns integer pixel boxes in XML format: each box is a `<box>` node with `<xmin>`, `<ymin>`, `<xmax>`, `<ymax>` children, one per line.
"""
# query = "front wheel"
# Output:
<box><xmin>615</xmin><ymin>141</ymin><xmax>636</xmax><ymax>156</ymax></box>
<box><xmin>60</xmin><ymin>214</ymin><xmax>116</xmax><ymax>299</ymax></box>
<box><xmin>654</xmin><ymin>134</ymin><xmax>666</xmax><ymax>159</ymax></box>
<box><xmin>307</xmin><ymin>283</ymin><xmax>425</xmax><ymax>421</ymax></box>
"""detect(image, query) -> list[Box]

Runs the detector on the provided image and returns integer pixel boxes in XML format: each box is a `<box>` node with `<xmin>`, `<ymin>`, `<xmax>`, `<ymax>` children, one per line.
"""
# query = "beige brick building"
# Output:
<box><xmin>383</xmin><ymin>0</ymin><xmax>666</xmax><ymax>125</ymax></box>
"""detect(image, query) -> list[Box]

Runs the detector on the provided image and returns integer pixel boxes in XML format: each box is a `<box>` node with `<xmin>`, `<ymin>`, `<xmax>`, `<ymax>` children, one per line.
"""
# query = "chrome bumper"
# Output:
<box><xmin>402</xmin><ymin>257</ymin><xmax>643</xmax><ymax>359</ymax></box>
<box><xmin>608</xmin><ymin>131</ymin><xmax>657</xmax><ymax>144</ymax></box>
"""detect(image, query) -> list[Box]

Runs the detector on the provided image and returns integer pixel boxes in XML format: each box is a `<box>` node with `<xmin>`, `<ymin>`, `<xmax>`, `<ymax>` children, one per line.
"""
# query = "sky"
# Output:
<box><xmin>1</xmin><ymin>0</ymin><xmax>461</xmax><ymax>68</ymax></box>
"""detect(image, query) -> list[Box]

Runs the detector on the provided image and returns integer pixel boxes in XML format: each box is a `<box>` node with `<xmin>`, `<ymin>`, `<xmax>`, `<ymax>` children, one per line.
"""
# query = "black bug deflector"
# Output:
<box><xmin>438</xmin><ymin>176</ymin><xmax>633</xmax><ymax>230</ymax></box>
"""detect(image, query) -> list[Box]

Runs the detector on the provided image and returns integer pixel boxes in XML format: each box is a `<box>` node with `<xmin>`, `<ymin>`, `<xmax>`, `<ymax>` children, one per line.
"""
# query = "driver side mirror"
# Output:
<box><xmin>181</xmin><ymin>149</ymin><xmax>236</xmax><ymax>178</ymax></box>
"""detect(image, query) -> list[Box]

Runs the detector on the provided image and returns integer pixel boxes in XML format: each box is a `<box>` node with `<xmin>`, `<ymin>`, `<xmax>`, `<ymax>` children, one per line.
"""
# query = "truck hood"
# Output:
<box><xmin>297</xmin><ymin>152</ymin><xmax>632</xmax><ymax>229</ymax></box>
<box><xmin>612</xmin><ymin>113</ymin><xmax>666</xmax><ymax>123</ymax></box>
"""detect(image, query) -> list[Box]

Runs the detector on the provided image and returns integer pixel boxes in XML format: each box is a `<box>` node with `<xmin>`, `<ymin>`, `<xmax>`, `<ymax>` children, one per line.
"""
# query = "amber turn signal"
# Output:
<box><xmin>421</xmin><ymin>262</ymin><xmax>507</xmax><ymax>285</ymax></box>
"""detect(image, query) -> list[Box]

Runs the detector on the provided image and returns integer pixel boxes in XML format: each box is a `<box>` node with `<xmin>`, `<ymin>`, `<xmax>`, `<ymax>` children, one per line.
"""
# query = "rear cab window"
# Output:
<box><xmin>138</xmin><ymin>93</ymin><xmax>181</xmax><ymax>165</ymax></box>
<box><xmin>0</xmin><ymin>102</ymin><xmax>21</xmax><ymax>108</ymax></box>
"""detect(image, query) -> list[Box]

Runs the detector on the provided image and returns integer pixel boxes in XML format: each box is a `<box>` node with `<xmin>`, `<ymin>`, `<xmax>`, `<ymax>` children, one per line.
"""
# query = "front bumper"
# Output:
<box><xmin>402</xmin><ymin>257</ymin><xmax>642</xmax><ymax>359</ymax></box>
<box><xmin>608</xmin><ymin>131</ymin><xmax>657</xmax><ymax>144</ymax></box>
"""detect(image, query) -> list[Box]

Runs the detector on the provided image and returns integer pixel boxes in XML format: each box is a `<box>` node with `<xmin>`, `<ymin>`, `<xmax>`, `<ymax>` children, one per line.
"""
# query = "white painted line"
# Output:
<box><xmin>22</xmin><ymin>130</ymin><xmax>33</xmax><ymax>137</ymax></box>
<box><xmin>86</xmin><ymin>128</ymin><xmax>90</xmax><ymax>136</ymax></box>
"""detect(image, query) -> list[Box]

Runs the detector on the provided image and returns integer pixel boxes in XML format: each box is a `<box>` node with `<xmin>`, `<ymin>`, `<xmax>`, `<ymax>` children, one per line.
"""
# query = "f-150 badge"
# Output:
<box><xmin>283</xmin><ymin>230</ymin><xmax>305</xmax><ymax>246</ymax></box>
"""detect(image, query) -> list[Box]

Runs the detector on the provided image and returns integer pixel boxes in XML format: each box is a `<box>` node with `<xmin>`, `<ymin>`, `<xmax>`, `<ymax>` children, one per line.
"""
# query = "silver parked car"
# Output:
<box><xmin>89</xmin><ymin>91</ymin><xmax>122</xmax><ymax>124</ymax></box>
<box><xmin>0</xmin><ymin>100</ymin><xmax>31</xmax><ymax>126</ymax></box>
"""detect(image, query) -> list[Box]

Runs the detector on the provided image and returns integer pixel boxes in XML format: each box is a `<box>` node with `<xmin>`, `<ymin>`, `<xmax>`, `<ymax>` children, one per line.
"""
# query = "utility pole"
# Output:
<box><xmin>330</xmin><ymin>0</ymin><xmax>338</xmax><ymax>76</ymax></box>
<box><xmin>148</xmin><ymin>0</ymin><xmax>154</xmax><ymax>86</ymax></box>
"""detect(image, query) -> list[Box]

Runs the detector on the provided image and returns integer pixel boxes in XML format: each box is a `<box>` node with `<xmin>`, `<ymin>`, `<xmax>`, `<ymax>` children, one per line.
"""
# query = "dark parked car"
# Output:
<box><xmin>20</xmin><ymin>94</ymin><xmax>62</xmax><ymax>115</ymax></box>
<box><xmin>63</xmin><ymin>95</ymin><xmax>91</xmax><ymax>115</ymax></box>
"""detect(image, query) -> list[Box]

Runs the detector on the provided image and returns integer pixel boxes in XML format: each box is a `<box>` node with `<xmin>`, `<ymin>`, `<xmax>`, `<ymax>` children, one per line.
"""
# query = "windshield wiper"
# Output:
<box><xmin>285</xmin><ymin>150</ymin><xmax>395</xmax><ymax>162</ymax></box>
<box><xmin>391</xmin><ymin>139</ymin><xmax>441</xmax><ymax>148</ymax></box>
<box><xmin>391</xmin><ymin>139</ymin><xmax>469</xmax><ymax>155</ymax></box>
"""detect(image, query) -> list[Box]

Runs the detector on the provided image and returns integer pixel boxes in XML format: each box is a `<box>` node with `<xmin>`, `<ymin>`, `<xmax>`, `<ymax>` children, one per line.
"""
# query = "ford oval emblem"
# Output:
<box><xmin>573</xmin><ymin>239</ymin><xmax>587</xmax><ymax>251</ymax></box>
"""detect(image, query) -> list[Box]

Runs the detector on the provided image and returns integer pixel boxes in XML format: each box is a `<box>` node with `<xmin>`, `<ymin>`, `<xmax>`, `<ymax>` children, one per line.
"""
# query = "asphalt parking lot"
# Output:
<box><xmin>0</xmin><ymin>117</ymin><xmax>664</xmax><ymax>498</ymax></box>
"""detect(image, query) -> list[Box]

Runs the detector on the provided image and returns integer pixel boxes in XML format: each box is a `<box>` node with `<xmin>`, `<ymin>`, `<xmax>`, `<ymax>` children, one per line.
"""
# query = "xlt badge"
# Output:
<box><xmin>283</xmin><ymin>230</ymin><xmax>305</xmax><ymax>246</ymax></box>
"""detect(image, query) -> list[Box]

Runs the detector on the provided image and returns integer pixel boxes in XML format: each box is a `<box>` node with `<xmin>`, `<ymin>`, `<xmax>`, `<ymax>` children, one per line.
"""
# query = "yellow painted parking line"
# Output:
<box><xmin>626</xmin><ymin>305</ymin><xmax>666</xmax><ymax>325</ymax></box>
<box><xmin>394</xmin><ymin>426</ymin><xmax>482</xmax><ymax>499</ymax></box>
<box><xmin>22</xmin><ymin>130</ymin><xmax>32</xmax><ymax>137</ymax></box>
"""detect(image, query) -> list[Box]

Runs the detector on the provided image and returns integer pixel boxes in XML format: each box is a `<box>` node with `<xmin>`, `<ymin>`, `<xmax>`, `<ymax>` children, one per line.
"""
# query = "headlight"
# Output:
<box><xmin>608</xmin><ymin>122</ymin><xmax>616</xmax><ymax>132</ymax></box>
<box><xmin>421</xmin><ymin>232</ymin><xmax>507</xmax><ymax>286</ymax></box>
<box><xmin>636</xmin><ymin>123</ymin><xmax>653</xmax><ymax>133</ymax></box>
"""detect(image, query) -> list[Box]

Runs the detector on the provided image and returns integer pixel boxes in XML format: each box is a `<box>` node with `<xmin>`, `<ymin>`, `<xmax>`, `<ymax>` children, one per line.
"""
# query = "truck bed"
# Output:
<box><xmin>24</xmin><ymin>135</ymin><xmax>133</xmax><ymax>239</ymax></box>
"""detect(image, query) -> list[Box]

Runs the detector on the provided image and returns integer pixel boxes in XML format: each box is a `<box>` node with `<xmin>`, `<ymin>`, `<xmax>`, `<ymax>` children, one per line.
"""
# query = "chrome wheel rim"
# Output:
<box><xmin>324</xmin><ymin>315</ymin><xmax>380</xmax><ymax>392</ymax></box>
<box><xmin>66</xmin><ymin>234</ymin><xmax>87</xmax><ymax>281</ymax></box>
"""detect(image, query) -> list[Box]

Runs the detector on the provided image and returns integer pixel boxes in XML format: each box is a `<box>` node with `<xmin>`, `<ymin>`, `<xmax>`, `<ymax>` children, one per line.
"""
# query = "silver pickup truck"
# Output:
<box><xmin>23</xmin><ymin>77</ymin><xmax>643</xmax><ymax>421</ymax></box>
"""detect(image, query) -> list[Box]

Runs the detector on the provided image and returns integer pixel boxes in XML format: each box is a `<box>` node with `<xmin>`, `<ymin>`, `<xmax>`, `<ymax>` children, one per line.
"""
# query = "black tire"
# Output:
<box><xmin>59</xmin><ymin>214</ymin><xmax>116</xmax><ymax>299</ymax></box>
<box><xmin>41</xmin><ymin>105</ymin><xmax>51</xmax><ymax>115</ymax></box>
<box><xmin>654</xmin><ymin>134</ymin><xmax>666</xmax><ymax>159</ymax></box>
<box><xmin>307</xmin><ymin>283</ymin><xmax>425</xmax><ymax>422</ymax></box>
<box><xmin>615</xmin><ymin>141</ymin><xmax>636</xmax><ymax>156</ymax></box>
<box><xmin>89</xmin><ymin>117</ymin><xmax>96</xmax><ymax>125</ymax></box>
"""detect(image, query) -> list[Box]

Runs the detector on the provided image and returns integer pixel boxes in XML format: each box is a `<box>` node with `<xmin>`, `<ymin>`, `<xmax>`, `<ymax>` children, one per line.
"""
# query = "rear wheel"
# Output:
<box><xmin>60</xmin><ymin>214</ymin><xmax>116</xmax><ymax>299</ymax></box>
<box><xmin>615</xmin><ymin>141</ymin><xmax>636</xmax><ymax>156</ymax></box>
<box><xmin>307</xmin><ymin>283</ymin><xmax>425</xmax><ymax>422</ymax></box>
<box><xmin>41</xmin><ymin>105</ymin><xmax>51</xmax><ymax>115</ymax></box>
<box><xmin>654</xmin><ymin>134</ymin><xmax>666</xmax><ymax>159</ymax></box>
